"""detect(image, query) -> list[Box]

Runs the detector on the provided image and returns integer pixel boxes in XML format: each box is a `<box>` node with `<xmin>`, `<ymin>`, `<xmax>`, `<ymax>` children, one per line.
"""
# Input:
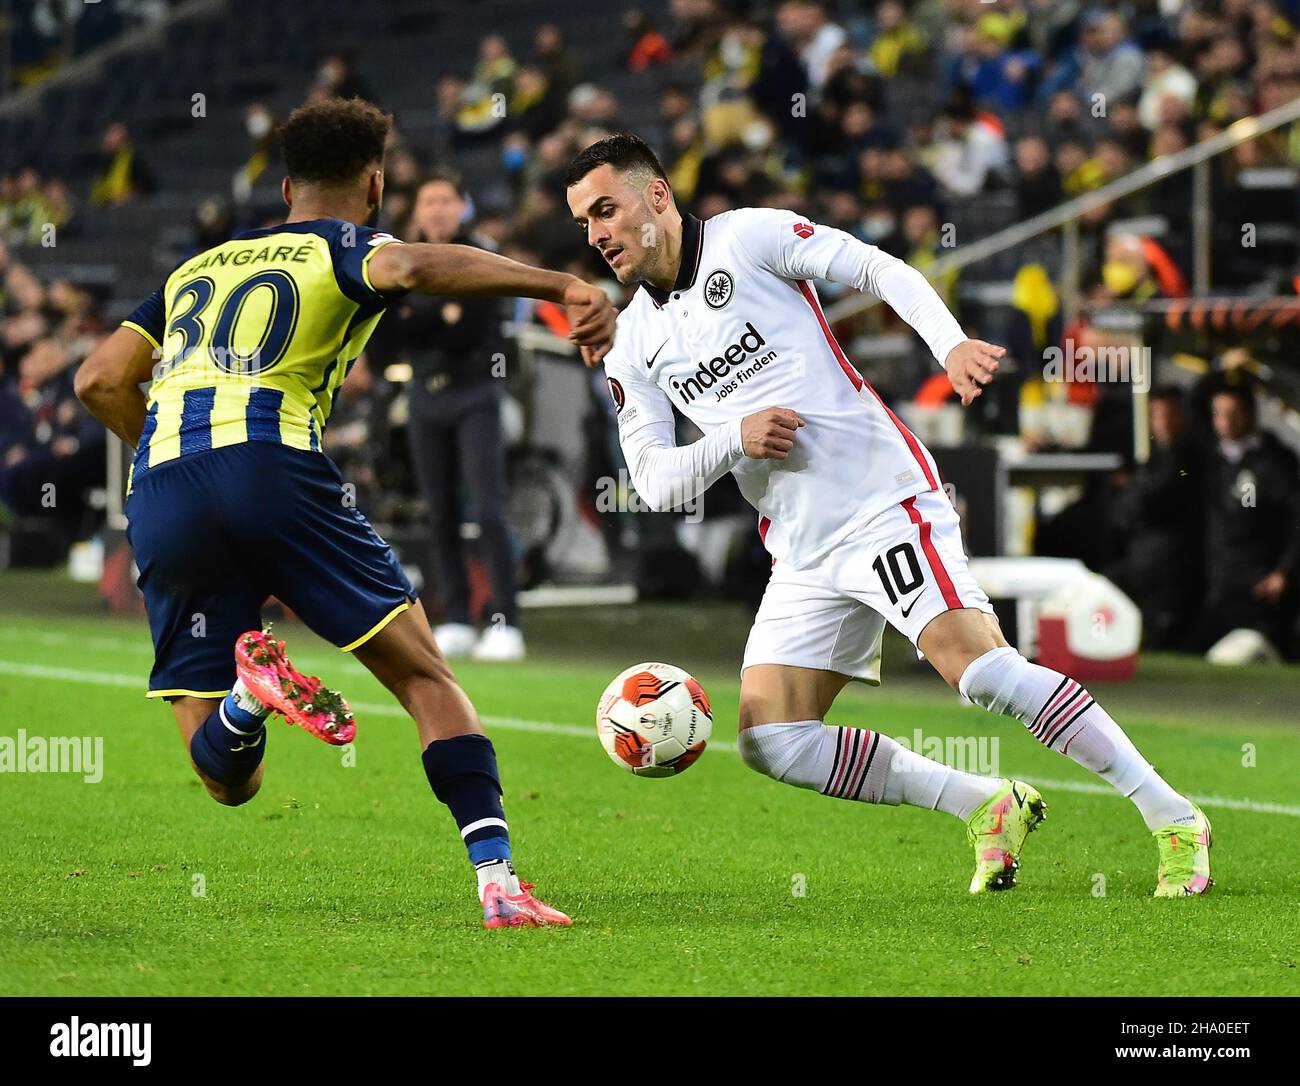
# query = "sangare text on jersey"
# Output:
<box><xmin>120</xmin><ymin>219</ymin><xmax>405</xmax><ymax>488</ymax></box>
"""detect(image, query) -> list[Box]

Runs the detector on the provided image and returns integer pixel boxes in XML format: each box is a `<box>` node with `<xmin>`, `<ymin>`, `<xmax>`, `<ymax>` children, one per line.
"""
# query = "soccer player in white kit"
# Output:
<box><xmin>566</xmin><ymin>134</ymin><xmax>1213</xmax><ymax>897</ymax></box>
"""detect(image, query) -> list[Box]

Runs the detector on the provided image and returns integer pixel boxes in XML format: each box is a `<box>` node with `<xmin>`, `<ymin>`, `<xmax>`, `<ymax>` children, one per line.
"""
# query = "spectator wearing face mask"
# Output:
<box><xmin>1092</xmin><ymin>233</ymin><xmax>1185</xmax><ymax>305</ymax></box>
<box><xmin>233</xmin><ymin>102</ymin><xmax>279</xmax><ymax>204</ymax></box>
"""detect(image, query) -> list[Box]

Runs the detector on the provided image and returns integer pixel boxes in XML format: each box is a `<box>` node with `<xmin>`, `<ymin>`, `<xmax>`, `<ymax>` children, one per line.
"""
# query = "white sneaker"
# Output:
<box><xmin>473</xmin><ymin>624</ymin><xmax>526</xmax><ymax>661</ymax></box>
<box><xmin>434</xmin><ymin>623</ymin><xmax>478</xmax><ymax>658</ymax></box>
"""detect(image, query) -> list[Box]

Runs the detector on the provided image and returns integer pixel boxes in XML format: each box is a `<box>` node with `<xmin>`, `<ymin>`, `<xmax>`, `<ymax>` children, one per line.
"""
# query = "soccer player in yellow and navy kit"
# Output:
<box><xmin>75</xmin><ymin>99</ymin><xmax>617</xmax><ymax>927</ymax></box>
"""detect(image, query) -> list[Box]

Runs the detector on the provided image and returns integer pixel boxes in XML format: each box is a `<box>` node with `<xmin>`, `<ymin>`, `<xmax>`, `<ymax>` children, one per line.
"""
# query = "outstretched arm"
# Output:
<box><xmin>367</xmin><ymin>241</ymin><xmax>616</xmax><ymax>363</ymax></box>
<box><xmin>855</xmin><ymin>254</ymin><xmax>1004</xmax><ymax>407</ymax></box>
<box><xmin>733</xmin><ymin>209</ymin><xmax>1005</xmax><ymax>405</ymax></box>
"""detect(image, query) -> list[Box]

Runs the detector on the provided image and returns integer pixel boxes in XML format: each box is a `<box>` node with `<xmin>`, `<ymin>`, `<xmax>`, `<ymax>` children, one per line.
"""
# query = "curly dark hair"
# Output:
<box><xmin>277</xmin><ymin>97</ymin><xmax>393</xmax><ymax>185</ymax></box>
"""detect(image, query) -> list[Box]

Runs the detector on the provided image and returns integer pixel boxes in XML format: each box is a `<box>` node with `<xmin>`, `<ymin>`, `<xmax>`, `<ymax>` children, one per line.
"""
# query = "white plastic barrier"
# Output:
<box><xmin>967</xmin><ymin>558</ymin><xmax>1142</xmax><ymax>681</ymax></box>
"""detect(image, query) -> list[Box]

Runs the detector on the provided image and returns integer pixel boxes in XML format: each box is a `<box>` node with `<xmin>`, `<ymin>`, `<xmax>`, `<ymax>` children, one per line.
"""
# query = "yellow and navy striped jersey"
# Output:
<box><xmin>121</xmin><ymin>219</ymin><xmax>405</xmax><ymax>488</ymax></box>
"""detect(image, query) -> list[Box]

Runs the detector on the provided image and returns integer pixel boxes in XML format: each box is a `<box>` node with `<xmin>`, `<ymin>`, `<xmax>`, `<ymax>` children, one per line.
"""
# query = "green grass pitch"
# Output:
<box><xmin>2</xmin><ymin>577</ymin><xmax>1298</xmax><ymax>996</ymax></box>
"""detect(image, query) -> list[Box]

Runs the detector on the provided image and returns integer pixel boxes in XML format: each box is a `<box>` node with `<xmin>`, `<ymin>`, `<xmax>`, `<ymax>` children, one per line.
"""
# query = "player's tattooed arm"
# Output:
<box><xmin>75</xmin><ymin>325</ymin><xmax>160</xmax><ymax>447</ymax></box>
<box><xmin>943</xmin><ymin>339</ymin><xmax>1007</xmax><ymax>407</ymax></box>
<box><xmin>367</xmin><ymin>242</ymin><xmax>616</xmax><ymax>362</ymax></box>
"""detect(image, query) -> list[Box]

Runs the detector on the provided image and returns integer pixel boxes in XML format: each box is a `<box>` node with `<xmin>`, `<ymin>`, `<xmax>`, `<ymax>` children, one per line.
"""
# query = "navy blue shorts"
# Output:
<box><xmin>125</xmin><ymin>442</ymin><xmax>416</xmax><ymax>698</ymax></box>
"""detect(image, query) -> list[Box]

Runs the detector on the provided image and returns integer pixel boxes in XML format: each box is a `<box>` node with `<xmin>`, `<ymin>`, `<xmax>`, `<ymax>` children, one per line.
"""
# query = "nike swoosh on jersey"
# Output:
<box><xmin>900</xmin><ymin>595</ymin><xmax>922</xmax><ymax>618</ymax></box>
<box><xmin>646</xmin><ymin>338</ymin><xmax>671</xmax><ymax>370</ymax></box>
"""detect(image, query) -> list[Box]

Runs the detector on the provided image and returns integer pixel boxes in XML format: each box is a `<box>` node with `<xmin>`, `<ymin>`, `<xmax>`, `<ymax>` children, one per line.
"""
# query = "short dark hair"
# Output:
<box><xmin>1212</xmin><ymin>380</ymin><xmax>1257</xmax><ymax>417</ymax></box>
<box><xmin>277</xmin><ymin>98</ymin><xmax>393</xmax><ymax>185</ymax></box>
<box><xmin>1149</xmin><ymin>384</ymin><xmax>1185</xmax><ymax>405</ymax></box>
<box><xmin>564</xmin><ymin>132</ymin><xmax>667</xmax><ymax>188</ymax></box>
<box><xmin>417</xmin><ymin>168</ymin><xmax>465</xmax><ymax>199</ymax></box>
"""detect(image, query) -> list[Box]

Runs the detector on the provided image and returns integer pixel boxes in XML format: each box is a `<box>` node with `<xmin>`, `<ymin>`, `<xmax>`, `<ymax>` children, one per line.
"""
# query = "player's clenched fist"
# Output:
<box><xmin>741</xmin><ymin>407</ymin><xmax>806</xmax><ymax>460</ymax></box>
<box><xmin>944</xmin><ymin>338</ymin><xmax>1007</xmax><ymax>407</ymax></box>
<box><xmin>564</xmin><ymin>279</ymin><xmax>617</xmax><ymax>366</ymax></box>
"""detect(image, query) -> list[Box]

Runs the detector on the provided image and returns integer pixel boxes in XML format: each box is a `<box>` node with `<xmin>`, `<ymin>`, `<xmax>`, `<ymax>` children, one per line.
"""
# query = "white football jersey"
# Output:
<box><xmin>603</xmin><ymin>207</ymin><xmax>968</xmax><ymax>568</ymax></box>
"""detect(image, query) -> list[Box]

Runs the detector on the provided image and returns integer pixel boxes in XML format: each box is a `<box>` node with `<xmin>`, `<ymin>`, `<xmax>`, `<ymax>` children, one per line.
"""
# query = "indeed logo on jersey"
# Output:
<box><xmin>668</xmin><ymin>321</ymin><xmax>777</xmax><ymax>404</ymax></box>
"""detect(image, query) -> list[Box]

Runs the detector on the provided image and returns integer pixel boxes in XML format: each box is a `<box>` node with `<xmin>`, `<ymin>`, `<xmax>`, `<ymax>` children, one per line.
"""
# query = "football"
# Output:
<box><xmin>595</xmin><ymin>662</ymin><xmax>712</xmax><ymax>777</ymax></box>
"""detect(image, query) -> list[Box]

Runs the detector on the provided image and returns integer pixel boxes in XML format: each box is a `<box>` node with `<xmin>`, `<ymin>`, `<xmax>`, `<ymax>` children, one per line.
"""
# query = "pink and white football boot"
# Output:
<box><xmin>234</xmin><ymin>628</ymin><xmax>356</xmax><ymax>746</ymax></box>
<box><xmin>481</xmin><ymin>882</ymin><xmax>573</xmax><ymax>928</ymax></box>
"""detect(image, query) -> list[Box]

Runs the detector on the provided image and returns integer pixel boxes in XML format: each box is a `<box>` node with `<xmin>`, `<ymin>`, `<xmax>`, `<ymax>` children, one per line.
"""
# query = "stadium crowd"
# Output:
<box><xmin>366</xmin><ymin>1</ymin><xmax>1300</xmax><ymax>298</ymax></box>
<box><xmin>0</xmin><ymin>240</ymin><xmax>107</xmax><ymax>554</ymax></box>
<box><xmin>2</xmin><ymin>0</ymin><xmax>1299</xmax><ymax>657</ymax></box>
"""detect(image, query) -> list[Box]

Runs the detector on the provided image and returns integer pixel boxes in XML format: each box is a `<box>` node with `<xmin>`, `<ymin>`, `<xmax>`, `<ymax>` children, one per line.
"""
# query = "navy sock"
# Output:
<box><xmin>421</xmin><ymin>734</ymin><xmax>511</xmax><ymax>864</ymax></box>
<box><xmin>189</xmin><ymin>698</ymin><xmax>267</xmax><ymax>786</ymax></box>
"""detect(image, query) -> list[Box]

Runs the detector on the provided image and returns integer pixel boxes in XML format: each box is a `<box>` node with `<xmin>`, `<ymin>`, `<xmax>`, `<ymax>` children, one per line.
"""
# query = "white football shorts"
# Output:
<box><xmin>742</xmin><ymin>488</ymin><xmax>994</xmax><ymax>683</ymax></box>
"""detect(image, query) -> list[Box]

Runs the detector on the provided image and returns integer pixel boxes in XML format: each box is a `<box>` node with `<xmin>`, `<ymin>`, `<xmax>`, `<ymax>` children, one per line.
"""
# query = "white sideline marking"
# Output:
<box><xmin>1</xmin><ymin>657</ymin><xmax>1297</xmax><ymax>819</ymax></box>
<box><xmin>2</xmin><ymin>663</ymin><xmax>1300</xmax><ymax>816</ymax></box>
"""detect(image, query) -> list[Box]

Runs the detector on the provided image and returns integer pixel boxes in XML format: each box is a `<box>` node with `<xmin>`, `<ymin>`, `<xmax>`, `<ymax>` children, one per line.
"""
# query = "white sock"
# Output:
<box><xmin>958</xmin><ymin>647</ymin><xmax>1195</xmax><ymax>831</ymax></box>
<box><xmin>475</xmin><ymin>858</ymin><xmax>520</xmax><ymax>901</ymax></box>
<box><xmin>738</xmin><ymin>720</ymin><xmax>1002</xmax><ymax>821</ymax></box>
<box><xmin>885</xmin><ymin>741</ymin><xmax>1005</xmax><ymax>819</ymax></box>
<box><xmin>229</xmin><ymin>677</ymin><xmax>271</xmax><ymax>719</ymax></box>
